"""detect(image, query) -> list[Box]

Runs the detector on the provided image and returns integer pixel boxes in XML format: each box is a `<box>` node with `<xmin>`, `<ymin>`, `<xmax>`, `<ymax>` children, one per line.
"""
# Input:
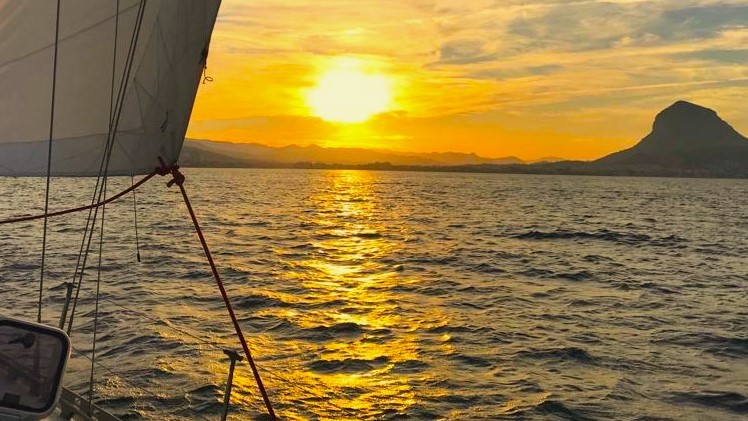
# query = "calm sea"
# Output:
<box><xmin>1</xmin><ymin>168</ymin><xmax>747</xmax><ymax>420</ymax></box>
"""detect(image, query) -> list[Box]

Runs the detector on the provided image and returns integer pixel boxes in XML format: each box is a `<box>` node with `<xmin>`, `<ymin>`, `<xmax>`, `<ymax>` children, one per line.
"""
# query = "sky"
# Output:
<box><xmin>186</xmin><ymin>0</ymin><xmax>748</xmax><ymax>161</ymax></box>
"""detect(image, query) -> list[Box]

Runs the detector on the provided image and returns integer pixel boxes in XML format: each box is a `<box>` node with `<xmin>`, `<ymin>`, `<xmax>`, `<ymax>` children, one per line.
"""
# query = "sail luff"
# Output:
<box><xmin>172</xmin><ymin>0</ymin><xmax>223</xmax><ymax>170</ymax></box>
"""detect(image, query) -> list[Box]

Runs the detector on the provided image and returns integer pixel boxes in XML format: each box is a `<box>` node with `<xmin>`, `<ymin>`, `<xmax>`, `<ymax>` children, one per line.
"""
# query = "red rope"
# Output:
<box><xmin>0</xmin><ymin>171</ymin><xmax>157</xmax><ymax>225</ymax></box>
<box><xmin>160</xmin><ymin>160</ymin><xmax>278</xmax><ymax>420</ymax></box>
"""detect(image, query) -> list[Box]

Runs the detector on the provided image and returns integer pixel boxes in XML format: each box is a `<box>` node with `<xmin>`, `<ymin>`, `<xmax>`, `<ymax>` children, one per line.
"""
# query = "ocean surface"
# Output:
<box><xmin>1</xmin><ymin>168</ymin><xmax>746</xmax><ymax>420</ymax></box>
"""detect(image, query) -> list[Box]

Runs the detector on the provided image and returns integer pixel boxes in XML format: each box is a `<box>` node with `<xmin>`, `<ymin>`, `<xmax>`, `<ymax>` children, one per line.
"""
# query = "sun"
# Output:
<box><xmin>306</xmin><ymin>61</ymin><xmax>393</xmax><ymax>123</ymax></box>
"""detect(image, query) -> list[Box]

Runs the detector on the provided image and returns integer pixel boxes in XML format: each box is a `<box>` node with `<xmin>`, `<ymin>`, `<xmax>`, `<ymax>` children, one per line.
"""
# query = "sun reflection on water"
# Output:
<box><xmin>264</xmin><ymin>170</ymin><xmax>428</xmax><ymax>419</ymax></box>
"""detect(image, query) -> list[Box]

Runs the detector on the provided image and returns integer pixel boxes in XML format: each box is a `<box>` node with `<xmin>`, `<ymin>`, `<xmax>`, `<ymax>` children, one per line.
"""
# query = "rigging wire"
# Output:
<box><xmin>89</xmin><ymin>177</ymin><xmax>107</xmax><ymax>411</ymax></box>
<box><xmin>68</xmin><ymin>0</ymin><xmax>143</xmax><ymax>334</ymax></box>
<box><xmin>39</xmin><ymin>0</ymin><xmax>62</xmax><ymax>324</ymax></box>
<box><xmin>62</xmin><ymin>0</ymin><xmax>121</xmax><ymax>337</ymax></box>
<box><xmin>88</xmin><ymin>4</ymin><xmax>119</xmax><ymax>403</ymax></box>
<box><xmin>68</xmin><ymin>0</ymin><xmax>148</xmax><ymax>336</ymax></box>
<box><xmin>131</xmin><ymin>175</ymin><xmax>142</xmax><ymax>262</ymax></box>
<box><xmin>110</xmin><ymin>0</ymin><xmax>120</xmax><ymax>127</ymax></box>
<box><xmin>64</xmin><ymin>178</ymin><xmax>109</xmax><ymax>334</ymax></box>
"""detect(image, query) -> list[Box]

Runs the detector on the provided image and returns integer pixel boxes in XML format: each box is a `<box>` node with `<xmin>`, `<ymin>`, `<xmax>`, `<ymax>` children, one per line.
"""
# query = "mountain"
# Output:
<box><xmin>180</xmin><ymin>139</ymin><xmax>523</xmax><ymax>166</ymax></box>
<box><xmin>590</xmin><ymin>101</ymin><xmax>748</xmax><ymax>176</ymax></box>
<box><xmin>527</xmin><ymin>157</ymin><xmax>566</xmax><ymax>164</ymax></box>
<box><xmin>180</xmin><ymin>101</ymin><xmax>748</xmax><ymax>178</ymax></box>
<box><xmin>181</xmin><ymin>139</ymin><xmax>523</xmax><ymax>167</ymax></box>
<box><xmin>179</xmin><ymin>144</ymin><xmax>269</xmax><ymax>167</ymax></box>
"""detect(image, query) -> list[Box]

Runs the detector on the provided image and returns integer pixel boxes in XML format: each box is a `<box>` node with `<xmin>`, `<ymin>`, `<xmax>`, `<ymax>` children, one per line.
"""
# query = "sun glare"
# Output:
<box><xmin>306</xmin><ymin>60</ymin><xmax>392</xmax><ymax>123</ymax></box>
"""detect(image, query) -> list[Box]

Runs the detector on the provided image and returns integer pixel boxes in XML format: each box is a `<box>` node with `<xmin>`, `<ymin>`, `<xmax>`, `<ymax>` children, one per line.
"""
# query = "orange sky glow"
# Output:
<box><xmin>186</xmin><ymin>0</ymin><xmax>748</xmax><ymax>161</ymax></box>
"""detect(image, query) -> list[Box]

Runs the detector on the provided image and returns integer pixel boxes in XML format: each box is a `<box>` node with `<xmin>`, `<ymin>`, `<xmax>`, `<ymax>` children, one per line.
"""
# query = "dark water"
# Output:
<box><xmin>1</xmin><ymin>169</ymin><xmax>746</xmax><ymax>420</ymax></box>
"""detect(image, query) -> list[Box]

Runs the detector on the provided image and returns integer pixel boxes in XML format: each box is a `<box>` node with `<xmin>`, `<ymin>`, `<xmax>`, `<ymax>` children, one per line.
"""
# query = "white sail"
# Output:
<box><xmin>0</xmin><ymin>0</ymin><xmax>221</xmax><ymax>176</ymax></box>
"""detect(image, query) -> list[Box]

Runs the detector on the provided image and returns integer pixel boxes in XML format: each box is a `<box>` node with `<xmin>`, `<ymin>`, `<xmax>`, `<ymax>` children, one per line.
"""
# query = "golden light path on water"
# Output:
<box><xmin>153</xmin><ymin>170</ymin><xmax>452</xmax><ymax>420</ymax></box>
<box><xmin>265</xmin><ymin>170</ymin><xmax>436</xmax><ymax>419</ymax></box>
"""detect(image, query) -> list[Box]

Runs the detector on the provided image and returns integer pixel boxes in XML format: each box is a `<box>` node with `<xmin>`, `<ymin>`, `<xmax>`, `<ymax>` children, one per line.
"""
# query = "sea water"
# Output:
<box><xmin>1</xmin><ymin>169</ymin><xmax>746</xmax><ymax>420</ymax></box>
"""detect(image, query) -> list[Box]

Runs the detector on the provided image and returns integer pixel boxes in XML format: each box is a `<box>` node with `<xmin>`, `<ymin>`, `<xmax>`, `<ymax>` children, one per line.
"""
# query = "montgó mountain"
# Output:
<box><xmin>589</xmin><ymin>101</ymin><xmax>748</xmax><ymax>176</ymax></box>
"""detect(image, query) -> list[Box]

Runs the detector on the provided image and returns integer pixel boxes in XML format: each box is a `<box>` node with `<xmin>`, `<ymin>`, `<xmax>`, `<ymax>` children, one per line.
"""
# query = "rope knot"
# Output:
<box><xmin>167</xmin><ymin>166</ymin><xmax>185</xmax><ymax>188</ymax></box>
<box><xmin>156</xmin><ymin>156</ymin><xmax>185</xmax><ymax>187</ymax></box>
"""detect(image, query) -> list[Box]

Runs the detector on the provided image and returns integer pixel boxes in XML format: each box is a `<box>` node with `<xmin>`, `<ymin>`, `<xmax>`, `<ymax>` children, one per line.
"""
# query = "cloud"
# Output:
<box><xmin>648</xmin><ymin>4</ymin><xmax>748</xmax><ymax>41</ymax></box>
<box><xmin>674</xmin><ymin>48</ymin><xmax>748</xmax><ymax>64</ymax></box>
<box><xmin>424</xmin><ymin>1</ymin><xmax>748</xmax><ymax>103</ymax></box>
<box><xmin>505</xmin><ymin>1</ymin><xmax>652</xmax><ymax>52</ymax></box>
<box><xmin>467</xmin><ymin>64</ymin><xmax>563</xmax><ymax>80</ymax></box>
<box><xmin>436</xmin><ymin>38</ymin><xmax>496</xmax><ymax>64</ymax></box>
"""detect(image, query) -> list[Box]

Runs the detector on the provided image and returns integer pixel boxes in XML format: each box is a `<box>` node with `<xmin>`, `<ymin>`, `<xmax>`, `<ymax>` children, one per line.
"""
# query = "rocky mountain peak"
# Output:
<box><xmin>652</xmin><ymin>101</ymin><xmax>723</xmax><ymax>137</ymax></box>
<box><xmin>594</xmin><ymin>100</ymin><xmax>748</xmax><ymax>174</ymax></box>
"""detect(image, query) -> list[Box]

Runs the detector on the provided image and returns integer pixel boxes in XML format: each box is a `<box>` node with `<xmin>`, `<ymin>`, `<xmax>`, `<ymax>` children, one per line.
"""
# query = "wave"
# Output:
<box><xmin>533</xmin><ymin>399</ymin><xmax>596</xmax><ymax>420</ymax></box>
<box><xmin>390</xmin><ymin>359</ymin><xmax>430</xmax><ymax>374</ymax></box>
<box><xmin>514</xmin><ymin>229</ymin><xmax>686</xmax><ymax>246</ymax></box>
<box><xmin>448</xmin><ymin>353</ymin><xmax>493</xmax><ymax>368</ymax></box>
<box><xmin>655</xmin><ymin>332</ymin><xmax>748</xmax><ymax>358</ymax></box>
<box><xmin>470</xmin><ymin>263</ymin><xmax>507</xmax><ymax>274</ymax></box>
<box><xmin>516</xmin><ymin>346</ymin><xmax>598</xmax><ymax>364</ymax></box>
<box><xmin>554</xmin><ymin>270</ymin><xmax>594</xmax><ymax>281</ymax></box>
<box><xmin>234</xmin><ymin>293</ymin><xmax>288</xmax><ymax>310</ymax></box>
<box><xmin>498</xmin><ymin>392</ymin><xmax>596</xmax><ymax>420</ymax></box>
<box><xmin>98</xmin><ymin>333</ymin><xmax>182</xmax><ymax>358</ymax></box>
<box><xmin>308</xmin><ymin>356</ymin><xmax>390</xmax><ymax>374</ymax></box>
<box><xmin>3</xmin><ymin>170</ymin><xmax>746</xmax><ymax>420</ymax></box>
<box><xmin>271</xmin><ymin>321</ymin><xmax>369</xmax><ymax>342</ymax></box>
<box><xmin>355</xmin><ymin>231</ymin><xmax>382</xmax><ymax>239</ymax></box>
<box><xmin>517</xmin><ymin>267</ymin><xmax>593</xmax><ymax>282</ymax></box>
<box><xmin>668</xmin><ymin>390</ymin><xmax>748</xmax><ymax>415</ymax></box>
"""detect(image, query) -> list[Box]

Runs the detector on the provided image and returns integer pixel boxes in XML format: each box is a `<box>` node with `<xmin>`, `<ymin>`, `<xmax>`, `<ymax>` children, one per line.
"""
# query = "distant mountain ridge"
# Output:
<box><xmin>182</xmin><ymin>139</ymin><xmax>523</xmax><ymax>167</ymax></box>
<box><xmin>180</xmin><ymin>101</ymin><xmax>748</xmax><ymax>178</ymax></box>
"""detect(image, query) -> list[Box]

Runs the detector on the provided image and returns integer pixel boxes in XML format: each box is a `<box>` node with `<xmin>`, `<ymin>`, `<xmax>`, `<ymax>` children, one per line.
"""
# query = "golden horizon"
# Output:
<box><xmin>187</xmin><ymin>0</ymin><xmax>748</xmax><ymax>161</ymax></box>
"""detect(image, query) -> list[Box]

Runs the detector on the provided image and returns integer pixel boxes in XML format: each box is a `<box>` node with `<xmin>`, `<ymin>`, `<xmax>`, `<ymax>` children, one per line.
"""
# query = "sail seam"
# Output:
<box><xmin>0</xmin><ymin>2</ymin><xmax>141</xmax><ymax>70</ymax></box>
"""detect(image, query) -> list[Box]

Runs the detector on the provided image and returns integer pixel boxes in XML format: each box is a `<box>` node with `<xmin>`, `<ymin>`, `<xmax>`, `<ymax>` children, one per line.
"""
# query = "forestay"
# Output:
<box><xmin>0</xmin><ymin>0</ymin><xmax>221</xmax><ymax>176</ymax></box>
